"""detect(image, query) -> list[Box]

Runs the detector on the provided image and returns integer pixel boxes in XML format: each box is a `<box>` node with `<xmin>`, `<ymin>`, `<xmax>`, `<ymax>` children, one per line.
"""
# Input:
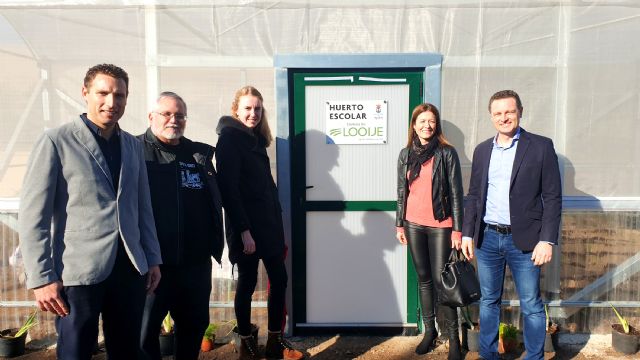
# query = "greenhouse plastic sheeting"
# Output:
<box><xmin>1</xmin><ymin>1</ymin><xmax>639</xmax><ymax>200</ymax></box>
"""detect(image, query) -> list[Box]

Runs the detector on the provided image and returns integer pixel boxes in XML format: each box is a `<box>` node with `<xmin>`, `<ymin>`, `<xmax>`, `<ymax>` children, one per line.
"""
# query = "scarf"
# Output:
<box><xmin>407</xmin><ymin>136</ymin><xmax>439</xmax><ymax>184</ymax></box>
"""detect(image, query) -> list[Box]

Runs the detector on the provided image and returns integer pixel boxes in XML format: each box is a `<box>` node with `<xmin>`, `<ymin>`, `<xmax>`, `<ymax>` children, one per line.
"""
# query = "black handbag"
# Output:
<box><xmin>437</xmin><ymin>249</ymin><xmax>481</xmax><ymax>307</ymax></box>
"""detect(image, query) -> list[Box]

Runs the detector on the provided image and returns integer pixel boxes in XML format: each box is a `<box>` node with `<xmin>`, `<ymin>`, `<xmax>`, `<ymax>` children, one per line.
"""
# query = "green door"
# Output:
<box><xmin>290</xmin><ymin>70</ymin><xmax>424</xmax><ymax>333</ymax></box>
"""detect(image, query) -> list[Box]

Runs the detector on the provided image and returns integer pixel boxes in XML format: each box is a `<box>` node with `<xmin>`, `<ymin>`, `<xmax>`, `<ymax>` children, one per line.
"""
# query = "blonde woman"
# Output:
<box><xmin>215</xmin><ymin>86</ymin><xmax>303</xmax><ymax>360</ymax></box>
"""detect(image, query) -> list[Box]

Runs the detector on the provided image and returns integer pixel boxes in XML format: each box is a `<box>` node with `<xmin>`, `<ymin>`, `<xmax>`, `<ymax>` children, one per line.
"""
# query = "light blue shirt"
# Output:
<box><xmin>483</xmin><ymin>128</ymin><xmax>521</xmax><ymax>226</ymax></box>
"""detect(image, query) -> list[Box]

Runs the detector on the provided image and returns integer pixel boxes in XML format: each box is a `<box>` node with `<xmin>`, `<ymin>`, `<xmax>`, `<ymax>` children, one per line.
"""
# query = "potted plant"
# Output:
<box><xmin>610</xmin><ymin>303</ymin><xmax>639</xmax><ymax>355</ymax></box>
<box><xmin>461</xmin><ymin>306</ymin><xmax>480</xmax><ymax>352</ymax></box>
<box><xmin>201</xmin><ymin>323</ymin><xmax>217</xmax><ymax>352</ymax></box>
<box><xmin>159</xmin><ymin>312</ymin><xmax>174</xmax><ymax>356</ymax></box>
<box><xmin>498</xmin><ymin>322</ymin><xmax>518</xmax><ymax>354</ymax></box>
<box><xmin>544</xmin><ymin>304</ymin><xmax>560</xmax><ymax>352</ymax></box>
<box><xmin>0</xmin><ymin>310</ymin><xmax>38</xmax><ymax>358</ymax></box>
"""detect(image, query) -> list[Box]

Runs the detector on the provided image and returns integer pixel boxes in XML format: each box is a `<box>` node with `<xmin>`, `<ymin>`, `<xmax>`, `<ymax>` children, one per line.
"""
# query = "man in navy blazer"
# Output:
<box><xmin>19</xmin><ymin>64</ymin><xmax>162</xmax><ymax>359</ymax></box>
<box><xmin>461</xmin><ymin>90</ymin><xmax>561</xmax><ymax>360</ymax></box>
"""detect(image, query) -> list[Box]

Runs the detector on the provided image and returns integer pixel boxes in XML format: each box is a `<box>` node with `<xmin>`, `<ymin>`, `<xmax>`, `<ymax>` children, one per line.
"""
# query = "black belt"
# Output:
<box><xmin>486</xmin><ymin>223</ymin><xmax>512</xmax><ymax>234</ymax></box>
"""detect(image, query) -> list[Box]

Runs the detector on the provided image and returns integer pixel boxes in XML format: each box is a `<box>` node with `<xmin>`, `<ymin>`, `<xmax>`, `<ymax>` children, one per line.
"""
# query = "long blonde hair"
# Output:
<box><xmin>231</xmin><ymin>86</ymin><xmax>273</xmax><ymax>147</ymax></box>
<box><xmin>406</xmin><ymin>103</ymin><xmax>451</xmax><ymax>148</ymax></box>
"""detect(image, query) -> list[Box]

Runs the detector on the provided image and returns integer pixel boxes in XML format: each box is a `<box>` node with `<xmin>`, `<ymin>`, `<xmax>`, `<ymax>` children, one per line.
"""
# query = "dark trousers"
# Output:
<box><xmin>234</xmin><ymin>255</ymin><xmax>287</xmax><ymax>335</ymax></box>
<box><xmin>141</xmin><ymin>260</ymin><xmax>212</xmax><ymax>360</ymax></box>
<box><xmin>404</xmin><ymin>222</ymin><xmax>458</xmax><ymax>327</ymax></box>
<box><xmin>56</xmin><ymin>243</ymin><xmax>146</xmax><ymax>360</ymax></box>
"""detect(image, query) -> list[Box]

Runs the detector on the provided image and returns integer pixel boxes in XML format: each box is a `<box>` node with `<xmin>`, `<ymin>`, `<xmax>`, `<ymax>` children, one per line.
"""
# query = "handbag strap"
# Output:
<box><xmin>448</xmin><ymin>249</ymin><xmax>456</xmax><ymax>262</ymax></box>
<box><xmin>448</xmin><ymin>249</ymin><xmax>461</xmax><ymax>262</ymax></box>
<box><xmin>448</xmin><ymin>249</ymin><xmax>467</xmax><ymax>263</ymax></box>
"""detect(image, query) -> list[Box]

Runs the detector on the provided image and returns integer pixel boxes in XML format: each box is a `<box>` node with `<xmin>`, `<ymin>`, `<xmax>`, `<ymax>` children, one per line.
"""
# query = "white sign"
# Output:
<box><xmin>325</xmin><ymin>100</ymin><xmax>388</xmax><ymax>144</ymax></box>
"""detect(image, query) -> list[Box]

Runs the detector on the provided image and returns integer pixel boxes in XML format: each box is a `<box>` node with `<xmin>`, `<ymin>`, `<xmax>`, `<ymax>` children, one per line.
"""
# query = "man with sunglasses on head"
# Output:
<box><xmin>138</xmin><ymin>92</ymin><xmax>224</xmax><ymax>360</ymax></box>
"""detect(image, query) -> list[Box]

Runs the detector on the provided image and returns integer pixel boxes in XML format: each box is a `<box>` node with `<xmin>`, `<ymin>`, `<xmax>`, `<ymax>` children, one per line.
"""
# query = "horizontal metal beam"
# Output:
<box><xmin>4</xmin><ymin>300</ymin><xmax>638</xmax><ymax>309</ymax></box>
<box><xmin>0</xmin><ymin>198</ymin><xmax>19</xmax><ymax>211</ymax></box>
<box><xmin>563</xmin><ymin>196</ymin><xmax>640</xmax><ymax>211</ymax></box>
<box><xmin>0</xmin><ymin>0</ymin><xmax>628</xmax><ymax>9</ymax></box>
<box><xmin>274</xmin><ymin>53</ymin><xmax>442</xmax><ymax>69</ymax></box>
<box><xmin>0</xmin><ymin>300</ymin><xmax>268</xmax><ymax>308</ymax></box>
<box><xmin>296</xmin><ymin>322</ymin><xmax>416</xmax><ymax>327</ymax></box>
<box><xmin>158</xmin><ymin>55</ymin><xmax>272</xmax><ymax>68</ymax></box>
<box><xmin>501</xmin><ymin>300</ymin><xmax>640</xmax><ymax>308</ymax></box>
<box><xmin>3</xmin><ymin>197</ymin><xmax>640</xmax><ymax>212</ymax></box>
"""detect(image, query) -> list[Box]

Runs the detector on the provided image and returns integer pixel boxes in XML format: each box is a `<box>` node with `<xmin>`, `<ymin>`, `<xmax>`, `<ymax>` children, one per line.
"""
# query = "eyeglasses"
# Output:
<box><xmin>153</xmin><ymin>111</ymin><xmax>187</xmax><ymax>121</ymax></box>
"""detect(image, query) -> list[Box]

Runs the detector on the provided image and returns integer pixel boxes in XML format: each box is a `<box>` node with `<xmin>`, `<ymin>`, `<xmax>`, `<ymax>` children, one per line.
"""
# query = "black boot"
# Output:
<box><xmin>239</xmin><ymin>334</ymin><xmax>260</xmax><ymax>360</ymax></box>
<box><xmin>445</xmin><ymin>319</ymin><xmax>462</xmax><ymax>360</ymax></box>
<box><xmin>264</xmin><ymin>331</ymin><xmax>304</xmax><ymax>359</ymax></box>
<box><xmin>416</xmin><ymin>315</ymin><xmax>438</xmax><ymax>355</ymax></box>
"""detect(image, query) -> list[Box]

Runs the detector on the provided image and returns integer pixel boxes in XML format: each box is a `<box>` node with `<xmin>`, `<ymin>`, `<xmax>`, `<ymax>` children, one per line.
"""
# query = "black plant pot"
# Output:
<box><xmin>544</xmin><ymin>323</ymin><xmax>560</xmax><ymax>352</ymax></box>
<box><xmin>461</xmin><ymin>323</ymin><xmax>480</xmax><ymax>352</ymax></box>
<box><xmin>0</xmin><ymin>328</ymin><xmax>27</xmax><ymax>358</ymax></box>
<box><xmin>611</xmin><ymin>324</ymin><xmax>639</xmax><ymax>355</ymax></box>
<box><xmin>159</xmin><ymin>332</ymin><xmax>175</xmax><ymax>356</ymax></box>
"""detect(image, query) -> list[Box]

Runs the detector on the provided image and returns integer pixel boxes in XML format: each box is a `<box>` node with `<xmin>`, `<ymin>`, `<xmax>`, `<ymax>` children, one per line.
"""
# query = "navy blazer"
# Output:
<box><xmin>462</xmin><ymin>128</ymin><xmax>562</xmax><ymax>251</ymax></box>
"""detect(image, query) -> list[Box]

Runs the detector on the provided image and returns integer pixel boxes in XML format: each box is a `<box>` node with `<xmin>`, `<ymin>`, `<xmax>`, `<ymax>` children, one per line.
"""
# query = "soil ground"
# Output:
<box><xmin>6</xmin><ymin>334</ymin><xmax>639</xmax><ymax>360</ymax></box>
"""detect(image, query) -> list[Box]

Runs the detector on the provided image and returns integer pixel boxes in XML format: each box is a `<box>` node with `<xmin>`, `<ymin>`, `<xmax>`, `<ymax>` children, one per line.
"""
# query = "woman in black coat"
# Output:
<box><xmin>395</xmin><ymin>103</ymin><xmax>464</xmax><ymax>360</ymax></box>
<box><xmin>215</xmin><ymin>86</ymin><xmax>303</xmax><ymax>360</ymax></box>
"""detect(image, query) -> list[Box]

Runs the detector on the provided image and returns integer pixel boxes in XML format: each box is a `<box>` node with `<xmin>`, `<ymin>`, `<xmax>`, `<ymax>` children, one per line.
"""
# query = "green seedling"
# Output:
<box><xmin>162</xmin><ymin>312</ymin><xmax>173</xmax><ymax>334</ymax></box>
<box><xmin>13</xmin><ymin>310</ymin><xmax>38</xmax><ymax>338</ymax></box>
<box><xmin>204</xmin><ymin>323</ymin><xmax>217</xmax><ymax>340</ymax></box>
<box><xmin>544</xmin><ymin>304</ymin><xmax>549</xmax><ymax>332</ymax></box>
<box><xmin>610</xmin><ymin>302</ymin><xmax>630</xmax><ymax>334</ymax></box>
<box><xmin>499</xmin><ymin>322</ymin><xmax>518</xmax><ymax>340</ymax></box>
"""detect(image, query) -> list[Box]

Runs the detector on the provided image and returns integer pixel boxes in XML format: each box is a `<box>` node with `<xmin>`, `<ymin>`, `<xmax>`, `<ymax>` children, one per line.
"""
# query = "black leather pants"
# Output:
<box><xmin>404</xmin><ymin>222</ymin><xmax>458</xmax><ymax>330</ymax></box>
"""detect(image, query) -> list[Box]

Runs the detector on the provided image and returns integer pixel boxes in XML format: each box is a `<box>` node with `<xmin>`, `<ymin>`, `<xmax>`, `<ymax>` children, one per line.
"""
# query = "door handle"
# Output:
<box><xmin>306</xmin><ymin>185</ymin><xmax>314</xmax><ymax>189</ymax></box>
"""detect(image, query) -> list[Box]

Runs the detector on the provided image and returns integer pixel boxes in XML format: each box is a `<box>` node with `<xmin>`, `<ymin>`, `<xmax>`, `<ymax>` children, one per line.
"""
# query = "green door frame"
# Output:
<box><xmin>273</xmin><ymin>53</ymin><xmax>443</xmax><ymax>335</ymax></box>
<box><xmin>290</xmin><ymin>70</ymin><xmax>423</xmax><ymax>333</ymax></box>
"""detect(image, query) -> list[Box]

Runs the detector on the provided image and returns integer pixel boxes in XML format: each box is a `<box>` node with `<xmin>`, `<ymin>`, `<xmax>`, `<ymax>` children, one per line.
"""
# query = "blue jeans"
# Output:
<box><xmin>476</xmin><ymin>227</ymin><xmax>545</xmax><ymax>360</ymax></box>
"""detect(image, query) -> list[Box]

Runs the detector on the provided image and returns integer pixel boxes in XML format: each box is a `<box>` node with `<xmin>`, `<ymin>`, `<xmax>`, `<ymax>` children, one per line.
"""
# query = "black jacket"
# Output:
<box><xmin>215</xmin><ymin>116</ymin><xmax>284</xmax><ymax>264</ymax></box>
<box><xmin>138</xmin><ymin>128</ymin><xmax>224</xmax><ymax>265</ymax></box>
<box><xmin>396</xmin><ymin>144</ymin><xmax>464</xmax><ymax>231</ymax></box>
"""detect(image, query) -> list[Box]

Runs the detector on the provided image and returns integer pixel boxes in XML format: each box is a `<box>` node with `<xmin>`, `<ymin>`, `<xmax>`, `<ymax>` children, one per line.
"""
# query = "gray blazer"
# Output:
<box><xmin>18</xmin><ymin>116</ymin><xmax>162</xmax><ymax>289</ymax></box>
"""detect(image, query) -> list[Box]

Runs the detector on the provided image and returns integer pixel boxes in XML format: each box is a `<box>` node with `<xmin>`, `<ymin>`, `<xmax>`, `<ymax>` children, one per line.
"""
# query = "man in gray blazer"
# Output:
<box><xmin>18</xmin><ymin>64</ymin><xmax>162</xmax><ymax>359</ymax></box>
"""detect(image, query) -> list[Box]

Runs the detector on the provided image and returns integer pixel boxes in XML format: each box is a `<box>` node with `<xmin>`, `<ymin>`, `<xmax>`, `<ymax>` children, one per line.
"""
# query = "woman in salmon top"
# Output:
<box><xmin>395</xmin><ymin>103</ymin><xmax>464</xmax><ymax>360</ymax></box>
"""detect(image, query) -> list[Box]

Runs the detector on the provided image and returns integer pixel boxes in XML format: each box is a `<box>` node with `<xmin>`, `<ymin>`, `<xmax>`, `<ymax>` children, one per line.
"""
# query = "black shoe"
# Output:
<box><xmin>264</xmin><ymin>331</ymin><xmax>304</xmax><ymax>359</ymax></box>
<box><xmin>448</xmin><ymin>339</ymin><xmax>462</xmax><ymax>360</ymax></box>
<box><xmin>445</xmin><ymin>320</ymin><xmax>462</xmax><ymax>360</ymax></box>
<box><xmin>239</xmin><ymin>334</ymin><xmax>261</xmax><ymax>360</ymax></box>
<box><xmin>415</xmin><ymin>327</ymin><xmax>438</xmax><ymax>355</ymax></box>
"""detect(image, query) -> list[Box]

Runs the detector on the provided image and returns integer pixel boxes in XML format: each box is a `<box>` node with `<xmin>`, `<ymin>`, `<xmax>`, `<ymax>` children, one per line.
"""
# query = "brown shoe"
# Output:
<box><xmin>239</xmin><ymin>334</ymin><xmax>261</xmax><ymax>360</ymax></box>
<box><xmin>264</xmin><ymin>332</ymin><xmax>304</xmax><ymax>360</ymax></box>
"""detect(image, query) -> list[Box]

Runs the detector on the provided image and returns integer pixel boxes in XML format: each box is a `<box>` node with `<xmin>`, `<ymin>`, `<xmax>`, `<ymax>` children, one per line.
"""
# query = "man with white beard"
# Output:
<box><xmin>138</xmin><ymin>92</ymin><xmax>224</xmax><ymax>360</ymax></box>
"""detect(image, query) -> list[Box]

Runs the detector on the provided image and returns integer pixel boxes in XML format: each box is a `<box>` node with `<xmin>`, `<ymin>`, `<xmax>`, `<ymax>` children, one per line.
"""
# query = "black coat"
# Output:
<box><xmin>138</xmin><ymin>128</ymin><xmax>224</xmax><ymax>265</ymax></box>
<box><xmin>215</xmin><ymin>116</ymin><xmax>285</xmax><ymax>264</ymax></box>
<box><xmin>396</xmin><ymin>144</ymin><xmax>464</xmax><ymax>232</ymax></box>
